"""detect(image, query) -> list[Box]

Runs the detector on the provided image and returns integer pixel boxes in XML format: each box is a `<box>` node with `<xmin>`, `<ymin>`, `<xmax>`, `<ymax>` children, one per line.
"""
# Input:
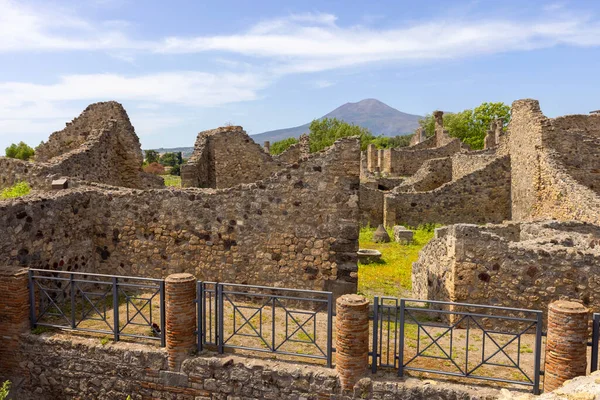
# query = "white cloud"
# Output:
<box><xmin>313</xmin><ymin>80</ymin><xmax>335</xmax><ymax>89</ymax></box>
<box><xmin>0</xmin><ymin>71</ymin><xmax>268</xmax><ymax>108</ymax></box>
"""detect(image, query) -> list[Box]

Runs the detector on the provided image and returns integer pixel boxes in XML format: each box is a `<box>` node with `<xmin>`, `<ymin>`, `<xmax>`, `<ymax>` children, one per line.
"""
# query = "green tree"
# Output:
<box><xmin>145</xmin><ymin>150</ymin><xmax>160</xmax><ymax>164</ymax></box>
<box><xmin>159</xmin><ymin>152</ymin><xmax>180</xmax><ymax>167</ymax></box>
<box><xmin>169</xmin><ymin>163</ymin><xmax>181</xmax><ymax>176</ymax></box>
<box><xmin>369</xmin><ymin>135</ymin><xmax>413</xmax><ymax>149</ymax></box>
<box><xmin>5</xmin><ymin>142</ymin><xmax>35</xmax><ymax>161</ymax></box>
<box><xmin>270</xmin><ymin>137</ymin><xmax>298</xmax><ymax>155</ymax></box>
<box><xmin>308</xmin><ymin>118</ymin><xmax>374</xmax><ymax>152</ymax></box>
<box><xmin>415</xmin><ymin>102</ymin><xmax>510</xmax><ymax>150</ymax></box>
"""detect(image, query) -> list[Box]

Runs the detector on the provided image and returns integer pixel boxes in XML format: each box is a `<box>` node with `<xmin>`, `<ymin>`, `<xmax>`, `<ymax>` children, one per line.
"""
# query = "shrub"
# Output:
<box><xmin>169</xmin><ymin>164</ymin><xmax>181</xmax><ymax>176</ymax></box>
<box><xmin>143</xmin><ymin>162</ymin><xmax>165</xmax><ymax>175</ymax></box>
<box><xmin>270</xmin><ymin>137</ymin><xmax>298</xmax><ymax>155</ymax></box>
<box><xmin>5</xmin><ymin>141</ymin><xmax>35</xmax><ymax>160</ymax></box>
<box><xmin>1</xmin><ymin>182</ymin><xmax>31</xmax><ymax>199</ymax></box>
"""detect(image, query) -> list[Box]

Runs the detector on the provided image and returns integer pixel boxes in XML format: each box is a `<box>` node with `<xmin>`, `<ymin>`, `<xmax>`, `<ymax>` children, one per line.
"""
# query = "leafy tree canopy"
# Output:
<box><xmin>145</xmin><ymin>149</ymin><xmax>159</xmax><ymax>164</ymax></box>
<box><xmin>159</xmin><ymin>152</ymin><xmax>182</xmax><ymax>167</ymax></box>
<box><xmin>308</xmin><ymin>118</ymin><xmax>375</xmax><ymax>152</ymax></box>
<box><xmin>5</xmin><ymin>142</ymin><xmax>35</xmax><ymax>161</ymax></box>
<box><xmin>270</xmin><ymin>137</ymin><xmax>298</xmax><ymax>155</ymax></box>
<box><xmin>416</xmin><ymin>102</ymin><xmax>511</xmax><ymax>149</ymax></box>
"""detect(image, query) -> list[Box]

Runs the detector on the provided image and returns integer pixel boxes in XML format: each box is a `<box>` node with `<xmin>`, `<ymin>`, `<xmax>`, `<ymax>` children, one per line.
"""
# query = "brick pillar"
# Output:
<box><xmin>336</xmin><ymin>294</ymin><xmax>369</xmax><ymax>391</ymax></box>
<box><xmin>165</xmin><ymin>273</ymin><xmax>196</xmax><ymax>371</ymax></box>
<box><xmin>0</xmin><ymin>267</ymin><xmax>30</xmax><ymax>380</ymax></box>
<box><xmin>544</xmin><ymin>300</ymin><xmax>589</xmax><ymax>393</ymax></box>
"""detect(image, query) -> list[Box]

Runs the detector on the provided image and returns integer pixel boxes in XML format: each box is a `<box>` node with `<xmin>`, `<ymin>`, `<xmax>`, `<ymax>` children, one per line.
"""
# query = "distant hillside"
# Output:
<box><xmin>251</xmin><ymin>99</ymin><xmax>422</xmax><ymax>143</ymax></box>
<box><xmin>150</xmin><ymin>147</ymin><xmax>195</xmax><ymax>158</ymax></box>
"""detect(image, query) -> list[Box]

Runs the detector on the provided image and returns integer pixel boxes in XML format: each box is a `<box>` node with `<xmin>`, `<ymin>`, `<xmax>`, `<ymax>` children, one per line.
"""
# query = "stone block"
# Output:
<box><xmin>372</xmin><ymin>224</ymin><xmax>390</xmax><ymax>243</ymax></box>
<box><xmin>393</xmin><ymin>226</ymin><xmax>413</xmax><ymax>244</ymax></box>
<box><xmin>51</xmin><ymin>178</ymin><xmax>69</xmax><ymax>190</ymax></box>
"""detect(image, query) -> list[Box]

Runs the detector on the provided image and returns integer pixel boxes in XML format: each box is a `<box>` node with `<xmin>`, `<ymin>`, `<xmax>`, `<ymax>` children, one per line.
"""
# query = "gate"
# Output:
<box><xmin>371</xmin><ymin>297</ymin><xmax>543</xmax><ymax>394</ymax></box>
<box><xmin>196</xmin><ymin>282</ymin><xmax>334</xmax><ymax>366</ymax></box>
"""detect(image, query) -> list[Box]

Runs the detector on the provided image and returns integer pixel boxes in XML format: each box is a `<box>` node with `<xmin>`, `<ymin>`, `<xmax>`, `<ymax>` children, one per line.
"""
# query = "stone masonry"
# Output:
<box><xmin>0</xmin><ymin>102</ymin><xmax>163</xmax><ymax>191</ymax></box>
<box><xmin>413</xmin><ymin>221</ymin><xmax>600</xmax><ymax>325</ymax></box>
<box><xmin>0</xmin><ymin>137</ymin><xmax>361</xmax><ymax>297</ymax></box>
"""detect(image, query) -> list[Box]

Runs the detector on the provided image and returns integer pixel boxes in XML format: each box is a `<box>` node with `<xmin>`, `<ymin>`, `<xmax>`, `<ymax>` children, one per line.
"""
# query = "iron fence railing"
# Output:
<box><xmin>196</xmin><ymin>282</ymin><xmax>334</xmax><ymax>367</ymax></box>
<box><xmin>29</xmin><ymin>269</ymin><xmax>165</xmax><ymax>346</ymax></box>
<box><xmin>591</xmin><ymin>313</ymin><xmax>600</xmax><ymax>373</ymax></box>
<box><xmin>371</xmin><ymin>297</ymin><xmax>543</xmax><ymax>394</ymax></box>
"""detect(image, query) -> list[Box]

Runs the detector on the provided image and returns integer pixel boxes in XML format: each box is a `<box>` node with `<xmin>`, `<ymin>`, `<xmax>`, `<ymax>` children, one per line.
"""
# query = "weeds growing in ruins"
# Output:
<box><xmin>0</xmin><ymin>181</ymin><xmax>31</xmax><ymax>199</ymax></box>
<box><xmin>162</xmin><ymin>175</ymin><xmax>181</xmax><ymax>187</ymax></box>
<box><xmin>0</xmin><ymin>381</ymin><xmax>10</xmax><ymax>400</ymax></box>
<box><xmin>357</xmin><ymin>225</ymin><xmax>438</xmax><ymax>299</ymax></box>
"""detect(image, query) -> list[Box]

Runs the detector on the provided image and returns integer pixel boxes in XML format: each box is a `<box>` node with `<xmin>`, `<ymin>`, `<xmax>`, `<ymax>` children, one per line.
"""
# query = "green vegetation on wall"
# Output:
<box><xmin>5</xmin><ymin>141</ymin><xmax>35</xmax><ymax>161</ymax></box>
<box><xmin>270</xmin><ymin>137</ymin><xmax>298</xmax><ymax>155</ymax></box>
<box><xmin>1</xmin><ymin>182</ymin><xmax>31</xmax><ymax>199</ymax></box>
<box><xmin>269</xmin><ymin>118</ymin><xmax>413</xmax><ymax>155</ymax></box>
<box><xmin>418</xmin><ymin>102</ymin><xmax>511</xmax><ymax>149</ymax></box>
<box><xmin>0</xmin><ymin>380</ymin><xmax>10</xmax><ymax>400</ymax></box>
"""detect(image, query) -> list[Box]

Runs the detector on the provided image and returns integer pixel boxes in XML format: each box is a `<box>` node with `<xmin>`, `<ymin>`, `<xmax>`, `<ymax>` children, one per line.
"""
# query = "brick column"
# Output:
<box><xmin>0</xmin><ymin>267</ymin><xmax>30</xmax><ymax>380</ymax></box>
<box><xmin>544</xmin><ymin>300</ymin><xmax>589</xmax><ymax>393</ymax></box>
<box><xmin>165</xmin><ymin>273</ymin><xmax>197</xmax><ymax>371</ymax></box>
<box><xmin>336</xmin><ymin>294</ymin><xmax>369</xmax><ymax>391</ymax></box>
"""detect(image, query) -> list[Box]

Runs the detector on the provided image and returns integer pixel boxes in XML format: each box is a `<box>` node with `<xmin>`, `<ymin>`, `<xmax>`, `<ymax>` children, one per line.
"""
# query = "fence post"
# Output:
<box><xmin>327</xmin><ymin>292</ymin><xmax>333</xmax><ymax>368</ymax></box>
<box><xmin>165</xmin><ymin>273</ymin><xmax>197</xmax><ymax>371</ymax></box>
<box><xmin>533</xmin><ymin>311</ymin><xmax>543</xmax><ymax>395</ymax></box>
<box><xmin>398</xmin><ymin>299</ymin><xmax>405</xmax><ymax>377</ymax></box>
<box><xmin>217</xmin><ymin>283</ymin><xmax>224</xmax><ymax>354</ymax></box>
<box><xmin>371</xmin><ymin>296</ymin><xmax>379</xmax><ymax>373</ymax></box>
<box><xmin>112</xmin><ymin>276</ymin><xmax>120</xmax><ymax>342</ymax></box>
<box><xmin>335</xmin><ymin>294</ymin><xmax>369</xmax><ymax>391</ymax></box>
<box><xmin>197</xmin><ymin>281</ymin><xmax>203</xmax><ymax>352</ymax></box>
<box><xmin>0</xmin><ymin>267</ymin><xmax>30</xmax><ymax>380</ymax></box>
<box><xmin>159</xmin><ymin>280</ymin><xmax>166</xmax><ymax>348</ymax></box>
<box><xmin>544</xmin><ymin>300</ymin><xmax>589</xmax><ymax>393</ymax></box>
<box><xmin>591</xmin><ymin>314</ymin><xmax>600</xmax><ymax>373</ymax></box>
<box><xmin>70</xmin><ymin>273</ymin><xmax>76</xmax><ymax>329</ymax></box>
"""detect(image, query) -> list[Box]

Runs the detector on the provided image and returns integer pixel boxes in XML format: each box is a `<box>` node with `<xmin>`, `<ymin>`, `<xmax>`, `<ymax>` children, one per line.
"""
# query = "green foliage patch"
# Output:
<box><xmin>1</xmin><ymin>182</ymin><xmax>31</xmax><ymax>199</ymax></box>
<box><xmin>270</xmin><ymin>137</ymin><xmax>298</xmax><ymax>155</ymax></box>
<box><xmin>5</xmin><ymin>141</ymin><xmax>35</xmax><ymax>160</ymax></box>
<box><xmin>418</xmin><ymin>102</ymin><xmax>511</xmax><ymax>149</ymax></box>
<box><xmin>357</xmin><ymin>225</ymin><xmax>438</xmax><ymax>299</ymax></box>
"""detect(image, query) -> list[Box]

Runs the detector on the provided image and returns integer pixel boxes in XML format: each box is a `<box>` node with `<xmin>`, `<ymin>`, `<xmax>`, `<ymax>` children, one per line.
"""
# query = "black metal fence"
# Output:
<box><xmin>591</xmin><ymin>313</ymin><xmax>600</xmax><ymax>372</ymax></box>
<box><xmin>371</xmin><ymin>297</ymin><xmax>543</xmax><ymax>394</ymax></box>
<box><xmin>196</xmin><ymin>281</ymin><xmax>334</xmax><ymax>367</ymax></box>
<box><xmin>29</xmin><ymin>269</ymin><xmax>165</xmax><ymax>346</ymax></box>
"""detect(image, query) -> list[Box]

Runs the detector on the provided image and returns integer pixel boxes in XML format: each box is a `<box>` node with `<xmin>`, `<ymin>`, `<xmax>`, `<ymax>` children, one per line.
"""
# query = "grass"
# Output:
<box><xmin>1</xmin><ymin>181</ymin><xmax>31</xmax><ymax>199</ymax></box>
<box><xmin>357</xmin><ymin>225</ymin><xmax>438</xmax><ymax>299</ymax></box>
<box><xmin>162</xmin><ymin>175</ymin><xmax>181</xmax><ymax>187</ymax></box>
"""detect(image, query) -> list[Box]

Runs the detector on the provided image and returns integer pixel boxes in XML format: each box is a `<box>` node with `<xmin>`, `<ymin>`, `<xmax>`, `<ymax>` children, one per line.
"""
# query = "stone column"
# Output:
<box><xmin>263</xmin><ymin>141</ymin><xmax>271</xmax><ymax>154</ymax></box>
<box><xmin>336</xmin><ymin>294</ymin><xmax>369</xmax><ymax>391</ymax></box>
<box><xmin>484</xmin><ymin>130</ymin><xmax>496</xmax><ymax>149</ymax></box>
<box><xmin>433</xmin><ymin>110</ymin><xmax>444</xmax><ymax>146</ymax></box>
<box><xmin>544</xmin><ymin>300</ymin><xmax>589</xmax><ymax>393</ymax></box>
<box><xmin>165</xmin><ymin>273</ymin><xmax>197</xmax><ymax>371</ymax></box>
<box><xmin>366</xmin><ymin>144</ymin><xmax>377</xmax><ymax>172</ymax></box>
<box><xmin>0</xmin><ymin>267</ymin><xmax>30</xmax><ymax>379</ymax></box>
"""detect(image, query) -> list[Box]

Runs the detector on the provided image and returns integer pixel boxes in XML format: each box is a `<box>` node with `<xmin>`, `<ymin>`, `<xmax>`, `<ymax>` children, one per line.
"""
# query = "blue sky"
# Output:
<box><xmin>2</xmin><ymin>0</ymin><xmax>600</xmax><ymax>150</ymax></box>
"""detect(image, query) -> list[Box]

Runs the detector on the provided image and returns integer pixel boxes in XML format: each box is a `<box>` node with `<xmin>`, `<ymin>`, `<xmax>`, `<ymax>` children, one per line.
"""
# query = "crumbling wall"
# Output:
<box><xmin>396</xmin><ymin>157</ymin><xmax>453</xmax><ymax>192</ymax></box>
<box><xmin>0</xmin><ymin>138</ymin><xmax>361</xmax><ymax>295</ymax></box>
<box><xmin>413</xmin><ymin>221</ymin><xmax>600</xmax><ymax>322</ymax></box>
<box><xmin>508</xmin><ymin>99</ymin><xmax>600</xmax><ymax>224</ymax></box>
<box><xmin>385</xmin><ymin>139</ymin><xmax>462</xmax><ymax>176</ymax></box>
<box><xmin>275</xmin><ymin>134</ymin><xmax>310</xmax><ymax>165</ymax></box>
<box><xmin>384</xmin><ymin>155</ymin><xmax>511</xmax><ymax>226</ymax></box>
<box><xmin>0</xmin><ymin>102</ymin><xmax>161</xmax><ymax>190</ymax></box>
<box><xmin>451</xmin><ymin>150</ymin><xmax>498</xmax><ymax>180</ymax></box>
<box><xmin>181</xmin><ymin>126</ymin><xmax>285</xmax><ymax>189</ymax></box>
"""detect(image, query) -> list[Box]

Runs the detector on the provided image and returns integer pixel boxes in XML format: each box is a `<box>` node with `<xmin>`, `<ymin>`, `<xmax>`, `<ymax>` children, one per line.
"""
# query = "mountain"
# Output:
<box><xmin>250</xmin><ymin>99</ymin><xmax>422</xmax><ymax>144</ymax></box>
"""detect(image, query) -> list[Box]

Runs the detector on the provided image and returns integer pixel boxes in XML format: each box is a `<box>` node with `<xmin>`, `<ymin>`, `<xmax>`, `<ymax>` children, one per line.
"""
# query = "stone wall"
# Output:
<box><xmin>0</xmin><ymin>138</ymin><xmax>361</xmax><ymax>295</ymax></box>
<box><xmin>181</xmin><ymin>126</ymin><xmax>286</xmax><ymax>189</ymax></box>
<box><xmin>274</xmin><ymin>134</ymin><xmax>310</xmax><ymax>164</ymax></box>
<box><xmin>12</xmin><ymin>334</ymin><xmax>499</xmax><ymax>400</ymax></box>
<box><xmin>509</xmin><ymin>99</ymin><xmax>600</xmax><ymax>224</ymax></box>
<box><xmin>396</xmin><ymin>157</ymin><xmax>453</xmax><ymax>192</ymax></box>
<box><xmin>412</xmin><ymin>221</ymin><xmax>600</xmax><ymax>322</ymax></box>
<box><xmin>385</xmin><ymin>139</ymin><xmax>462</xmax><ymax>176</ymax></box>
<box><xmin>383</xmin><ymin>155</ymin><xmax>511</xmax><ymax>227</ymax></box>
<box><xmin>0</xmin><ymin>102</ymin><xmax>161</xmax><ymax>190</ymax></box>
<box><xmin>359</xmin><ymin>185</ymin><xmax>384</xmax><ymax>227</ymax></box>
<box><xmin>451</xmin><ymin>150</ymin><xmax>498</xmax><ymax>180</ymax></box>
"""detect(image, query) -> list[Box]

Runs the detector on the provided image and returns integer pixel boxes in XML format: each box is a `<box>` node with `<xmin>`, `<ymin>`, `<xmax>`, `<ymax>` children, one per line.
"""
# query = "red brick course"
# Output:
<box><xmin>543</xmin><ymin>300</ymin><xmax>589</xmax><ymax>393</ymax></box>
<box><xmin>0</xmin><ymin>266</ymin><xmax>30</xmax><ymax>380</ymax></box>
<box><xmin>335</xmin><ymin>294</ymin><xmax>370</xmax><ymax>391</ymax></box>
<box><xmin>165</xmin><ymin>273</ymin><xmax>197</xmax><ymax>371</ymax></box>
